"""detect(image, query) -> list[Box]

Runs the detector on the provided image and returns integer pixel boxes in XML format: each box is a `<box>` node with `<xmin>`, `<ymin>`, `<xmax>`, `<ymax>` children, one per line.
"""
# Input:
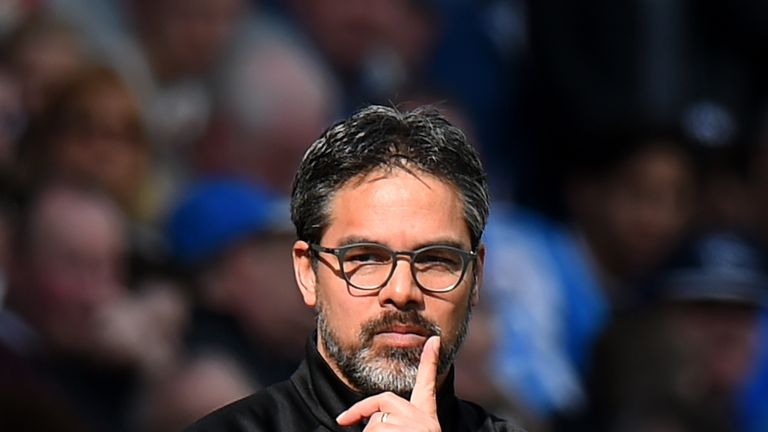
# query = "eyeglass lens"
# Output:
<box><xmin>340</xmin><ymin>244</ymin><xmax>466</xmax><ymax>291</ymax></box>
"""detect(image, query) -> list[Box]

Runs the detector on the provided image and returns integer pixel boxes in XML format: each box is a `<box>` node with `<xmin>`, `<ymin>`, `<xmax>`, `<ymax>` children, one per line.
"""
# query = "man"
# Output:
<box><xmin>585</xmin><ymin>231</ymin><xmax>768</xmax><ymax>432</ymax></box>
<box><xmin>165</xmin><ymin>179</ymin><xmax>314</xmax><ymax>387</ymax></box>
<box><xmin>187</xmin><ymin>105</ymin><xmax>524</xmax><ymax>431</ymax></box>
<box><xmin>1</xmin><ymin>180</ymin><xmax>189</xmax><ymax>431</ymax></box>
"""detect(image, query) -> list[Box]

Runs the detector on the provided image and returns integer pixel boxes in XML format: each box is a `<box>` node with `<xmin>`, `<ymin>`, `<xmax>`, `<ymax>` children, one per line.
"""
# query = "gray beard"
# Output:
<box><xmin>317</xmin><ymin>299</ymin><xmax>473</xmax><ymax>398</ymax></box>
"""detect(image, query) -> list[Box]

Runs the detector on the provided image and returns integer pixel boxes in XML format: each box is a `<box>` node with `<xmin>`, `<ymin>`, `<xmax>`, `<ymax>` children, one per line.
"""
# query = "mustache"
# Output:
<box><xmin>358</xmin><ymin>310</ymin><xmax>440</xmax><ymax>346</ymax></box>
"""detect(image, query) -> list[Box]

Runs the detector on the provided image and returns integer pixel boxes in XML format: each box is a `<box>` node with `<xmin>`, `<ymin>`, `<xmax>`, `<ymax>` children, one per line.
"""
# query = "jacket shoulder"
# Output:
<box><xmin>458</xmin><ymin>399</ymin><xmax>528</xmax><ymax>432</ymax></box>
<box><xmin>185</xmin><ymin>380</ymin><xmax>302</xmax><ymax>432</ymax></box>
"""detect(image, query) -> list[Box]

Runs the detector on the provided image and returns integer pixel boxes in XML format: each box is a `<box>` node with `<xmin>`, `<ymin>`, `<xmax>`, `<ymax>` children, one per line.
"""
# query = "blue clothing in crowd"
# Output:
<box><xmin>483</xmin><ymin>205</ymin><xmax>608</xmax><ymax>417</ymax></box>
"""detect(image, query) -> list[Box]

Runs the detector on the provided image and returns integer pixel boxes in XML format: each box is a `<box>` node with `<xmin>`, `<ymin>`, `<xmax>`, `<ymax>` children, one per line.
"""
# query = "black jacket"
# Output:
<box><xmin>186</xmin><ymin>338</ymin><xmax>524</xmax><ymax>431</ymax></box>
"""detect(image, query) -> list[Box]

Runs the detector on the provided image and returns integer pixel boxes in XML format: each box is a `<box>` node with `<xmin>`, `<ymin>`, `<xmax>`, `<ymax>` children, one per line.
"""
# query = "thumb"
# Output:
<box><xmin>410</xmin><ymin>335</ymin><xmax>440</xmax><ymax>416</ymax></box>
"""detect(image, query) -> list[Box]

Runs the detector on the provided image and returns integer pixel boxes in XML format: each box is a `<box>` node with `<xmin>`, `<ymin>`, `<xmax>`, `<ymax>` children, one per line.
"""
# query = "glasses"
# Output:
<box><xmin>310</xmin><ymin>242</ymin><xmax>477</xmax><ymax>293</ymax></box>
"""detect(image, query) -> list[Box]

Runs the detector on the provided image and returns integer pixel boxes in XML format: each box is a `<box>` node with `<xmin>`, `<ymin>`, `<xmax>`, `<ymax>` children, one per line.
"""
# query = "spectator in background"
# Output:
<box><xmin>12</xmin><ymin>59</ymin><xmax>186</xmax><ymax>290</ymax></box>
<box><xmin>584</xmin><ymin>231</ymin><xmax>768</xmax><ymax>432</ymax></box>
<box><xmin>282</xmin><ymin>0</ymin><xmax>439</xmax><ymax>109</ymax></box>
<box><xmin>692</xmin><ymin>111</ymin><xmax>768</xmax><ymax>432</ymax></box>
<box><xmin>139</xmin><ymin>354</ymin><xmax>254</xmax><ymax>432</ymax></box>
<box><xmin>46</xmin><ymin>0</ymin><xmax>254</xmax><ymax>215</ymax></box>
<box><xmin>195</xmin><ymin>24</ymin><xmax>339</xmax><ymax>193</ymax></box>
<box><xmin>5</xmin><ymin>181</ymin><xmax>129</xmax><ymax>364</ymax></box>
<box><xmin>564</xmin><ymin>128</ymin><xmax>697</xmax><ymax>301</ymax></box>
<box><xmin>165</xmin><ymin>179</ymin><xmax>314</xmax><ymax>392</ymax></box>
<box><xmin>483</xmin><ymin>204</ymin><xmax>607</xmax><ymax>430</ymax></box>
<box><xmin>131</xmin><ymin>0</ymin><xmax>243</xmax><ymax>83</ymax></box>
<box><xmin>126</xmin><ymin>0</ymin><xmax>245</xmax><ymax>153</ymax></box>
<box><xmin>721</xmin><ymin>107</ymin><xmax>768</xmax><ymax>432</ymax></box>
<box><xmin>483</xmin><ymin>127</ymin><xmax>698</xmax><ymax>427</ymax></box>
<box><xmin>0</xmin><ymin>13</ymin><xmax>85</xmax><ymax>117</ymax></box>
<box><xmin>19</xmin><ymin>65</ymin><xmax>154</xmax><ymax>222</ymax></box>
<box><xmin>0</xmin><ymin>180</ymin><xmax>185</xmax><ymax>431</ymax></box>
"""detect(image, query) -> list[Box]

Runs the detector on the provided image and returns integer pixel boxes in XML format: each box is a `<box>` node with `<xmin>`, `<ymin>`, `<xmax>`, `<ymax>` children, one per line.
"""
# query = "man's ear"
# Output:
<box><xmin>471</xmin><ymin>243</ymin><xmax>485</xmax><ymax>306</ymax></box>
<box><xmin>293</xmin><ymin>240</ymin><xmax>317</xmax><ymax>308</ymax></box>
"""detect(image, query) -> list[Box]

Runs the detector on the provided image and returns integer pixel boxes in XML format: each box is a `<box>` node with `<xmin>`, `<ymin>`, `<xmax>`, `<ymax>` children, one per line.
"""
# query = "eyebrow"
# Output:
<box><xmin>334</xmin><ymin>235</ymin><xmax>471</xmax><ymax>251</ymax></box>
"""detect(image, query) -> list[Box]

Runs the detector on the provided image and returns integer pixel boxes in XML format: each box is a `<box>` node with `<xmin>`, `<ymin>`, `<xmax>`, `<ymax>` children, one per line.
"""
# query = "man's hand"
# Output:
<box><xmin>336</xmin><ymin>336</ymin><xmax>442</xmax><ymax>431</ymax></box>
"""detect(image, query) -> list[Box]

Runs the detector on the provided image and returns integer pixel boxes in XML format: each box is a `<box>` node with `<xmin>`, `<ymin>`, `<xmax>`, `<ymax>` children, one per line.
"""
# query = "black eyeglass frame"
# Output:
<box><xmin>309</xmin><ymin>242</ymin><xmax>478</xmax><ymax>293</ymax></box>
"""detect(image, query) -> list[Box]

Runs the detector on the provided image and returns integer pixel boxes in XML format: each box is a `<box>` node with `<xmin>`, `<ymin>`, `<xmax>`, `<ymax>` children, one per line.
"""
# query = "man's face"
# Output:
<box><xmin>293</xmin><ymin>168</ymin><xmax>482</xmax><ymax>396</ymax></box>
<box><xmin>576</xmin><ymin>145</ymin><xmax>694</xmax><ymax>277</ymax></box>
<box><xmin>23</xmin><ymin>188</ymin><xmax>125</xmax><ymax>352</ymax></box>
<box><xmin>54</xmin><ymin>83</ymin><xmax>147</xmax><ymax>207</ymax></box>
<box><xmin>666</xmin><ymin>302</ymin><xmax>760</xmax><ymax>397</ymax></box>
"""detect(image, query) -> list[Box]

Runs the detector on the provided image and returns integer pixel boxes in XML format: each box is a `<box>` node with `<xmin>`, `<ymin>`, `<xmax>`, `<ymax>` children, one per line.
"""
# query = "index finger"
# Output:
<box><xmin>409</xmin><ymin>335</ymin><xmax>440</xmax><ymax>416</ymax></box>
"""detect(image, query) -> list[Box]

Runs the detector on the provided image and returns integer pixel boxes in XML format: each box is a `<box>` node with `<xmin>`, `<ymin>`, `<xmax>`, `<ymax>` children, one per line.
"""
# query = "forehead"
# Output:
<box><xmin>322</xmin><ymin>168</ymin><xmax>470</xmax><ymax>248</ymax></box>
<box><xmin>32</xmin><ymin>189</ymin><xmax>123</xmax><ymax>250</ymax></box>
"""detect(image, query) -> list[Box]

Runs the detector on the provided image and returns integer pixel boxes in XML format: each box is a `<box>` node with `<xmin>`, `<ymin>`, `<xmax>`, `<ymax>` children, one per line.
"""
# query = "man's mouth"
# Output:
<box><xmin>374</xmin><ymin>324</ymin><xmax>430</xmax><ymax>348</ymax></box>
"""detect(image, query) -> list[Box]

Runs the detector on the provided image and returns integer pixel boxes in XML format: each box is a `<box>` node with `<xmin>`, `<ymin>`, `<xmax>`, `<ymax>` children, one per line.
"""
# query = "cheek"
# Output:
<box><xmin>427</xmin><ymin>295</ymin><xmax>469</xmax><ymax>335</ymax></box>
<box><xmin>317</xmin><ymin>285</ymin><xmax>371</xmax><ymax>342</ymax></box>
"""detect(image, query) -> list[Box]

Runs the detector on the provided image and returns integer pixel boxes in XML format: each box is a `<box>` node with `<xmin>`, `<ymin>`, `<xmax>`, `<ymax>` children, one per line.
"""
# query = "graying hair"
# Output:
<box><xmin>290</xmin><ymin>105</ymin><xmax>490</xmax><ymax>249</ymax></box>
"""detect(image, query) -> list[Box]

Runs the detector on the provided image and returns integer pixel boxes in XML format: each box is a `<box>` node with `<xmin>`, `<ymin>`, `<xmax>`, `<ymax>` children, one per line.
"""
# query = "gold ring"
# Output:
<box><xmin>380</xmin><ymin>412</ymin><xmax>390</xmax><ymax>423</ymax></box>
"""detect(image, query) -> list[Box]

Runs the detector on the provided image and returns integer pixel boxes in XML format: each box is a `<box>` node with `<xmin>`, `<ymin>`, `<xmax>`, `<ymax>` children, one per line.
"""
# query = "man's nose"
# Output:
<box><xmin>377</xmin><ymin>258</ymin><xmax>424</xmax><ymax>310</ymax></box>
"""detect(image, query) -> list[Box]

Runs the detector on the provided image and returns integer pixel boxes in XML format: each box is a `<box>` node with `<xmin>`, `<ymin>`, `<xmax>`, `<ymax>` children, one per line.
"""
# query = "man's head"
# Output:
<box><xmin>8</xmin><ymin>180</ymin><xmax>126</xmax><ymax>355</ymax></box>
<box><xmin>200</xmin><ymin>33</ymin><xmax>338</xmax><ymax>194</ymax></box>
<box><xmin>27</xmin><ymin>66</ymin><xmax>149</xmax><ymax>215</ymax></box>
<box><xmin>132</xmin><ymin>0</ymin><xmax>243</xmax><ymax>80</ymax></box>
<box><xmin>291</xmin><ymin>105</ymin><xmax>489</xmax><ymax>397</ymax></box>
<box><xmin>291</xmin><ymin>105</ymin><xmax>489</xmax><ymax>250</ymax></box>
<box><xmin>165</xmin><ymin>180</ymin><xmax>314</xmax><ymax>357</ymax></box>
<box><xmin>566</xmin><ymin>129</ymin><xmax>696</xmax><ymax>282</ymax></box>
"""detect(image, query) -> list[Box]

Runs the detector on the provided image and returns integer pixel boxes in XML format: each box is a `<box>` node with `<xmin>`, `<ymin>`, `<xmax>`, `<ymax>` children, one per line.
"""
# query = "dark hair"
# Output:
<box><xmin>20</xmin><ymin>64</ymin><xmax>146</xmax><ymax>170</ymax></box>
<box><xmin>290</xmin><ymin>105</ymin><xmax>490</xmax><ymax>249</ymax></box>
<box><xmin>563</xmin><ymin>124</ymin><xmax>693</xmax><ymax>180</ymax></box>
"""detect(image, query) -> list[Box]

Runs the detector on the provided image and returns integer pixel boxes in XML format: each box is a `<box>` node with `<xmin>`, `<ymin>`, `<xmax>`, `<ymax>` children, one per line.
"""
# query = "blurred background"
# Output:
<box><xmin>0</xmin><ymin>1</ymin><xmax>767</xmax><ymax>431</ymax></box>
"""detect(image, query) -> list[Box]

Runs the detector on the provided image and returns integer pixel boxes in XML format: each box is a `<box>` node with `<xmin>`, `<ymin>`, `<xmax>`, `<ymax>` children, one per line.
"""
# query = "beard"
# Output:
<box><xmin>317</xmin><ymin>297</ymin><xmax>473</xmax><ymax>398</ymax></box>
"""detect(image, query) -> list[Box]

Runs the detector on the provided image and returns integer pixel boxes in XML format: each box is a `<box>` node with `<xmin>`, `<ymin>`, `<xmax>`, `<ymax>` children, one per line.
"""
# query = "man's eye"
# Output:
<box><xmin>416</xmin><ymin>251</ymin><xmax>462</xmax><ymax>269</ymax></box>
<box><xmin>419</xmin><ymin>255</ymin><xmax>458</xmax><ymax>265</ymax></box>
<box><xmin>345</xmin><ymin>249</ymin><xmax>389</xmax><ymax>263</ymax></box>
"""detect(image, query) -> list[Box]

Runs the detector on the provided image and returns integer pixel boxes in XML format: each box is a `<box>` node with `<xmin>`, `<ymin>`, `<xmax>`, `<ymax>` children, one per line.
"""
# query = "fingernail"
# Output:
<box><xmin>335</xmin><ymin>410</ymin><xmax>347</xmax><ymax>422</ymax></box>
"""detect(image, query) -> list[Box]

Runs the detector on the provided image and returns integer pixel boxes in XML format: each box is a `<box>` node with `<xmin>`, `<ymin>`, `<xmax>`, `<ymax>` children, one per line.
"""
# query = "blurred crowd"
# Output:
<box><xmin>0</xmin><ymin>1</ymin><xmax>766</xmax><ymax>432</ymax></box>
